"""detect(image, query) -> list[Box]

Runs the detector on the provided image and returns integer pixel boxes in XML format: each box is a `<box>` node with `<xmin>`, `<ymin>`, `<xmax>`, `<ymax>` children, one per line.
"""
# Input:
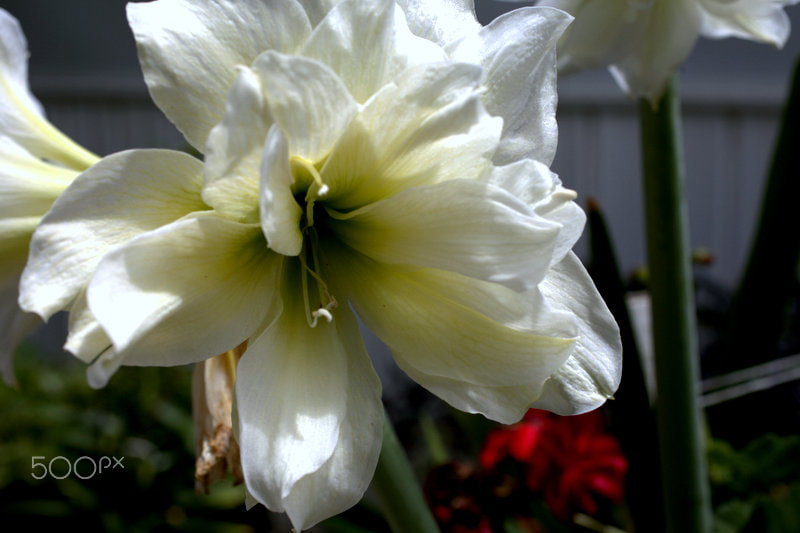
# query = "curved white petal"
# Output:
<box><xmin>327</xmin><ymin>244</ymin><xmax>576</xmax><ymax>394</ymax></box>
<box><xmin>126</xmin><ymin>0</ymin><xmax>312</xmax><ymax>150</ymax></box>
<box><xmin>488</xmin><ymin>159</ymin><xmax>586</xmax><ymax>265</ymax></box>
<box><xmin>302</xmin><ymin>0</ymin><xmax>446</xmax><ymax>103</ymax></box>
<box><xmin>530</xmin><ymin>252</ymin><xmax>622</xmax><ymax>414</ymax></box>
<box><xmin>698</xmin><ymin>0</ymin><xmax>797</xmax><ymax>47</ymax></box>
<box><xmin>64</xmin><ymin>289</ymin><xmax>110</xmax><ymax>364</ymax></box>
<box><xmin>236</xmin><ymin>260</ymin><xmax>382</xmax><ymax>530</ymax></box>
<box><xmin>252</xmin><ymin>51</ymin><xmax>357</xmax><ymax>162</ymax></box>
<box><xmin>0</xmin><ymin>136</ymin><xmax>76</xmax><ymax>218</ymax></box>
<box><xmin>395</xmin><ymin>0</ymin><xmax>480</xmax><ymax>47</ymax></box>
<box><xmin>259</xmin><ymin>125</ymin><xmax>304</xmax><ymax>256</ymax></box>
<box><xmin>0</xmin><ymin>9</ymin><xmax>97</xmax><ymax>169</ymax></box>
<box><xmin>0</xmin><ymin>278</ymin><xmax>40</xmax><ymax>386</ymax></box>
<box><xmin>448</xmin><ymin>7</ymin><xmax>571</xmax><ymax>165</ymax></box>
<box><xmin>88</xmin><ymin>215</ymin><xmax>282</xmax><ymax>366</ymax></box>
<box><xmin>62</xmin><ymin>288</ymin><xmax>122</xmax><ymax>389</ymax></box>
<box><xmin>538</xmin><ymin>0</ymin><xmax>651</xmax><ymax>75</ymax></box>
<box><xmin>328</xmin><ymin>179</ymin><xmax>560</xmax><ymax>291</ymax></box>
<box><xmin>609</xmin><ymin>1</ymin><xmax>702</xmax><ymax>103</ymax></box>
<box><xmin>203</xmin><ymin>66</ymin><xmax>269</xmax><ymax>222</ymax></box>
<box><xmin>398</xmin><ymin>364</ymin><xmax>550</xmax><ymax>424</ymax></box>
<box><xmin>19</xmin><ymin>149</ymin><xmax>208</xmax><ymax>320</ymax></box>
<box><xmin>322</xmin><ymin>62</ymin><xmax>502</xmax><ymax>210</ymax></box>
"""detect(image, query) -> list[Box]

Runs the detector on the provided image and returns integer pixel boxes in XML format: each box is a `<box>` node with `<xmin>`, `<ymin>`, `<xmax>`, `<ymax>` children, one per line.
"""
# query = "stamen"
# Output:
<box><xmin>298</xmin><ymin>228</ymin><xmax>338</xmax><ymax>328</ymax></box>
<box><xmin>290</xmin><ymin>156</ymin><xmax>328</xmax><ymax>228</ymax></box>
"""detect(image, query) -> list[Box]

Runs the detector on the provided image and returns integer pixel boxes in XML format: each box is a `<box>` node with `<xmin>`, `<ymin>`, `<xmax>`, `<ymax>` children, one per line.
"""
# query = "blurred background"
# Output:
<box><xmin>2</xmin><ymin>0</ymin><xmax>800</xmax><ymax>531</ymax></box>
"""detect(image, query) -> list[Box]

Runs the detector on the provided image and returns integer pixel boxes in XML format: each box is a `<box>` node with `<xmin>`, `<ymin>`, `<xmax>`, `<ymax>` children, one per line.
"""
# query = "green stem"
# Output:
<box><xmin>638</xmin><ymin>76</ymin><xmax>712</xmax><ymax>533</ymax></box>
<box><xmin>372</xmin><ymin>413</ymin><xmax>440</xmax><ymax>533</ymax></box>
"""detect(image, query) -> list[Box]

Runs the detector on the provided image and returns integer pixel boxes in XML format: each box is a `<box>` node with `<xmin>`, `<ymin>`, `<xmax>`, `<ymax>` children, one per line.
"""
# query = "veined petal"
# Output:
<box><xmin>0</xmin><ymin>136</ymin><xmax>76</xmax><ymax>218</ymax></box>
<box><xmin>448</xmin><ymin>7</ymin><xmax>571</xmax><ymax>166</ymax></box>
<box><xmin>88</xmin><ymin>215</ymin><xmax>282</xmax><ymax>366</ymax></box>
<box><xmin>327</xmin><ymin>179</ymin><xmax>560</xmax><ymax>291</ymax></box>
<box><xmin>488</xmin><ymin>159</ymin><xmax>586</xmax><ymax>265</ymax></box>
<box><xmin>398</xmin><ymin>364</ymin><xmax>553</xmax><ymax>424</ymax></box>
<box><xmin>0</xmin><ymin>278</ymin><xmax>40</xmax><ymax>387</ymax></box>
<box><xmin>538</xmin><ymin>0</ymin><xmax>651</xmax><ymax>75</ymax></box>
<box><xmin>203</xmin><ymin>66</ymin><xmax>269</xmax><ymax>222</ymax></box>
<box><xmin>322</xmin><ymin>62</ymin><xmax>502</xmax><ymax>210</ymax></box>
<box><xmin>530</xmin><ymin>253</ymin><xmax>622</xmax><ymax>414</ymax></box>
<box><xmin>0</xmin><ymin>9</ymin><xmax>98</xmax><ymax>169</ymax></box>
<box><xmin>65</xmin><ymin>291</ymin><xmax>124</xmax><ymax>390</ymax></box>
<box><xmin>327</xmin><ymin>243</ymin><xmax>576</xmax><ymax>392</ymax></box>
<box><xmin>63</xmin><ymin>288</ymin><xmax>113</xmax><ymax>364</ymax></box>
<box><xmin>698</xmin><ymin>0</ymin><xmax>797</xmax><ymax>47</ymax></box>
<box><xmin>609</xmin><ymin>0</ymin><xmax>702</xmax><ymax>103</ymax></box>
<box><xmin>235</xmin><ymin>259</ymin><xmax>382</xmax><ymax>530</ymax></box>
<box><xmin>126</xmin><ymin>0</ymin><xmax>312</xmax><ymax>150</ymax></box>
<box><xmin>260</xmin><ymin>126</ymin><xmax>303</xmax><ymax>257</ymax></box>
<box><xmin>395</xmin><ymin>0</ymin><xmax>480</xmax><ymax>47</ymax></box>
<box><xmin>252</xmin><ymin>51</ymin><xmax>357</xmax><ymax>162</ymax></box>
<box><xmin>19</xmin><ymin>149</ymin><xmax>208</xmax><ymax>320</ymax></box>
<box><xmin>302</xmin><ymin>0</ymin><xmax>446</xmax><ymax>103</ymax></box>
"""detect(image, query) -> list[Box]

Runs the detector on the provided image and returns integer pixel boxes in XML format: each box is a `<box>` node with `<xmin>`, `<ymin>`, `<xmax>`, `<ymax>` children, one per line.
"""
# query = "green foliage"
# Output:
<box><xmin>709</xmin><ymin>434</ymin><xmax>800</xmax><ymax>532</ymax></box>
<box><xmin>0</xmin><ymin>342</ymin><xmax>250</xmax><ymax>532</ymax></box>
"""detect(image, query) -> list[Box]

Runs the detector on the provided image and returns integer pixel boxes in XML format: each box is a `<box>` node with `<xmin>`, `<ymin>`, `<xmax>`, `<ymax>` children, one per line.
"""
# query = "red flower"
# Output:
<box><xmin>480</xmin><ymin>409</ymin><xmax>628</xmax><ymax>521</ymax></box>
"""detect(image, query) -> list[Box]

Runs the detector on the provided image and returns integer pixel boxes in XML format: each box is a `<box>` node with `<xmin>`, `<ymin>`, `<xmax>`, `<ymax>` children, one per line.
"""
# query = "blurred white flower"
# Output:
<box><xmin>19</xmin><ymin>0</ymin><xmax>621</xmax><ymax>528</ymax></box>
<box><xmin>537</xmin><ymin>0</ymin><xmax>798</xmax><ymax>102</ymax></box>
<box><xmin>0</xmin><ymin>8</ymin><xmax>99</xmax><ymax>385</ymax></box>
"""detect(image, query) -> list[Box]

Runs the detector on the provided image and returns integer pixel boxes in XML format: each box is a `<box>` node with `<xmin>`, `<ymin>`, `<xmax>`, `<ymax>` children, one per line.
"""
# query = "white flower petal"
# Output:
<box><xmin>203</xmin><ymin>66</ymin><xmax>269</xmax><ymax>221</ymax></box>
<box><xmin>252</xmin><ymin>51</ymin><xmax>357</xmax><ymax>162</ymax></box>
<box><xmin>397</xmin><ymin>364</ymin><xmax>550</xmax><ymax>424</ymax></box>
<box><xmin>327</xmin><ymin>244</ymin><xmax>576</xmax><ymax>394</ymax></box>
<box><xmin>0</xmin><ymin>136</ymin><xmax>76</xmax><ymax>218</ymax></box>
<box><xmin>448</xmin><ymin>7</ymin><xmax>571</xmax><ymax>165</ymax></box>
<box><xmin>296</xmin><ymin>0</ymin><xmax>344</xmax><ymax>26</ymax></box>
<box><xmin>64</xmin><ymin>288</ymin><xmax>111</xmax><ymax>364</ymax></box>
<box><xmin>488</xmin><ymin>159</ymin><xmax>586</xmax><ymax>265</ymax></box>
<box><xmin>0</xmin><ymin>278</ymin><xmax>40</xmax><ymax>387</ymax></box>
<box><xmin>395</xmin><ymin>0</ymin><xmax>480</xmax><ymax>47</ymax></box>
<box><xmin>530</xmin><ymin>252</ymin><xmax>622</xmax><ymax>414</ymax></box>
<box><xmin>236</xmin><ymin>260</ymin><xmax>382</xmax><ymax>530</ymax></box>
<box><xmin>538</xmin><ymin>0</ymin><xmax>650</xmax><ymax>75</ymax></box>
<box><xmin>63</xmin><ymin>289</ymin><xmax>127</xmax><ymax>391</ymax></box>
<box><xmin>88</xmin><ymin>215</ymin><xmax>282</xmax><ymax>366</ymax></box>
<box><xmin>328</xmin><ymin>179</ymin><xmax>560</xmax><ymax>291</ymax></box>
<box><xmin>126</xmin><ymin>0</ymin><xmax>312</xmax><ymax>150</ymax></box>
<box><xmin>698</xmin><ymin>0</ymin><xmax>798</xmax><ymax>47</ymax></box>
<box><xmin>302</xmin><ymin>0</ymin><xmax>446</xmax><ymax>103</ymax></box>
<box><xmin>322</xmin><ymin>62</ymin><xmax>502</xmax><ymax>210</ymax></box>
<box><xmin>608</xmin><ymin>1</ymin><xmax>703</xmax><ymax>103</ymax></box>
<box><xmin>19</xmin><ymin>149</ymin><xmax>208</xmax><ymax>320</ymax></box>
<box><xmin>259</xmin><ymin>126</ymin><xmax>304</xmax><ymax>257</ymax></box>
<box><xmin>0</xmin><ymin>9</ymin><xmax>97</xmax><ymax>169</ymax></box>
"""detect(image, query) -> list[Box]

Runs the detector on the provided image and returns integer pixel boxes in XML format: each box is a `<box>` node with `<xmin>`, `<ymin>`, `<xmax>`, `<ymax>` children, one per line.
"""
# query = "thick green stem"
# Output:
<box><xmin>372</xmin><ymin>413</ymin><xmax>440</xmax><ymax>533</ymax></box>
<box><xmin>638</xmin><ymin>76</ymin><xmax>712</xmax><ymax>533</ymax></box>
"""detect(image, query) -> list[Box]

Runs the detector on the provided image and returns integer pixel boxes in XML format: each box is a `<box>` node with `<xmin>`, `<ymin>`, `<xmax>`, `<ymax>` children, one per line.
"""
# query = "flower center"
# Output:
<box><xmin>290</xmin><ymin>156</ymin><xmax>337</xmax><ymax>328</ymax></box>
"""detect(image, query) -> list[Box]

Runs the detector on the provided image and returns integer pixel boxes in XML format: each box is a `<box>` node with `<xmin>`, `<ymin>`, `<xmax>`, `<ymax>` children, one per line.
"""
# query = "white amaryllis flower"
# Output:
<box><xmin>0</xmin><ymin>8</ymin><xmax>99</xmax><ymax>385</ymax></box>
<box><xmin>19</xmin><ymin>0</ymin><xmax>621</xmax><ymax>529</ymax></box>
<box><xmin>536</xmin><ymin>0</ymin><xmax>798</xmax><ymax>102</ymax></box>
